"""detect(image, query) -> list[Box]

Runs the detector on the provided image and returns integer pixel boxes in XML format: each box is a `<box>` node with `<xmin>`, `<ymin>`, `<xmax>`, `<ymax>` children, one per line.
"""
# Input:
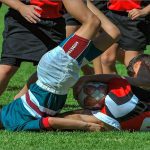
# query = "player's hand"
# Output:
<box><xmin>18</xmin><ymin>4</ymin><xmax>42</xmax><ymax>23</ymax></box>
<box><xmin>87</xmin><ymin>122</ymin><xmax>105</xmax><ymax>132</ymax></box>
<box><xmin>73</xmin><ymin>76</ymin><xmax>90</xmax><ymax>100</ymax></box>
<box><xmin>128</xmin><ymin>9</ymin><xmax>147</xmax><ymax>20</ymax></box>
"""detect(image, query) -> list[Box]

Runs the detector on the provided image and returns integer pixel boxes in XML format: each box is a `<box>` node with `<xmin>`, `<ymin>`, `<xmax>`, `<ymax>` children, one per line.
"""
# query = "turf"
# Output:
<box><xmin>0</xmin><ymin>5</ymin><xmax>150</xmax><ymax>150</ymax></box>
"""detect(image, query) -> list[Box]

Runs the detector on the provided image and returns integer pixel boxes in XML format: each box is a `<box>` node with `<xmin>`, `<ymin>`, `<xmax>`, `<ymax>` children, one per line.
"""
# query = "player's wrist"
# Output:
<box><xmin>142</xmin><ymin>6</ymin><xmax>150</xmax><ymax>16</ymax></box>
<box><xmin>16</xmin><ymin>3</ymin><xmax>25</xmax><ymax>13</ymax></box>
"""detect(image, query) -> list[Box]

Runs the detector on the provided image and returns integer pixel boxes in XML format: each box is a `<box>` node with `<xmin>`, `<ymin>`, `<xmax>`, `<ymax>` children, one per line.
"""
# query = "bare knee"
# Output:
<box><xmin>85</xmin><ymin>14</ymin><xmax>101</xmax><ymax>31</ymax></box>
<box><xmin>101</xmin><ymin>53</ymin><xmax>116</xmax><ymax>67</ymax></box>
<box><xmin>0</xmin><ymin>65</ymin><xmax>18</xmax><ymax>78</ymax></box>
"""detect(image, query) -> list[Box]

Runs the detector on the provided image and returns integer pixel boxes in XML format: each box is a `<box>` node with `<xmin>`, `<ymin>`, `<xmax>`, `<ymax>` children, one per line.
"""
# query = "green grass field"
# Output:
<box><xmin>0</xmin><ymin>5</ymin><xmax>150</xmax><ymax>150</ymax></box>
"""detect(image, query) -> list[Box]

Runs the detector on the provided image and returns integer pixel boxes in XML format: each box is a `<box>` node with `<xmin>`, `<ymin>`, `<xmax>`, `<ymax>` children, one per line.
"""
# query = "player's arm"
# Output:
<box><xmin>44</xmin><ymin>117</ymin><xmax>102</xmax><ymax>132</ymax></box>
<box><xmin>142</xmin><ymin>4</ymin><xmax>150</xmax><ymax>15</ymax></box>
<box><xmin>1</xmin><ymin>0</ymin><xmax>41</xmax><ymax>23</ymax></box>
<box><xmin>86</xmin><ymin>0</ymin><xmax>120</xmax><ymax>51</ymax></box>
<box><xmin>128</xmin><ymin>4</ymin><xmax>150</xmax><ymax>20</ymax></box>
<box><xmin>59</xmin><ymin>109</ymin><xmax>116</xmax><ymax>131</ymax></box>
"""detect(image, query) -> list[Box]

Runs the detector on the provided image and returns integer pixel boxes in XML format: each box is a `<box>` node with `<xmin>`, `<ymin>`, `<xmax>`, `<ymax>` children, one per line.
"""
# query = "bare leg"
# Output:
<box><xmin>14</xmin><ymin>72</ymin><xmax>37</xmax><ymax>99</ymax></box>
<box><xmin>14</xmin><ymin>0</ymin><xmax>101</xmax><ymax>99</ymax></box>
<box><xmin>87</xmin><ymin>0</ymin><xmax>120</xmax><ymax>51</ymax></box>
<box><xmin>93</xmin><ymin>56</ymin><xmax>103</xmax><ymax>74</ymax></box>
<box><xmin>66</xmin><ymin>25</ymin><xmax>94</xmax><ymax>75</ymax></box>
<box><xmin>123</xmin><ymin>50</ymin><xmax>144</xmax><ymax>67</ymax></box>
<box><xmin>100</xmin><ymin>44</ymin><xmax>118</xmax><ymax>74</ymax></box>
<box><xmin>63</xmin><ymin>0</ymin><xmax>100</xmax><ymax>40</ymax></box>
<box><xmin>0</xmin><ymin>65</ymin><xmax>18</xmax><ymax>95</ymax></box>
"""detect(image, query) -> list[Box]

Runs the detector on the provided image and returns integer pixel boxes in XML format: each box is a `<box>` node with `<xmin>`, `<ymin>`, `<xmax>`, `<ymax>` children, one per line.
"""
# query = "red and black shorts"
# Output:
<box><xmin>1</xmin><ymin>9</ymin><xmax>66</xmax><ymax>67</ymax></box>
<box><xmin>106</xmin><ymin>10</ymin><xmax>147</xmax><ymax>51</ymax></box>
<box><xmin>121</xmin><ymin>110</ymin><xmax>150</xmax><ymax>131</ymax></box>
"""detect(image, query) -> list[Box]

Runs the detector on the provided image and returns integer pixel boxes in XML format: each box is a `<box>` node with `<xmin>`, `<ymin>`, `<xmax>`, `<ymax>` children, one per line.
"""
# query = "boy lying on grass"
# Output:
<box><xmin>60</xmin><ymin>54</ymin><xmax>150</xmax><ymax>131</ymax></box>
<box><xmin>0</xmin><ymin>52</ymin><xmax>149</xmax><ymax>132</ymax></box>
<box><xmin>0</xmin><ymin>0</ymin><xmax>121</xmax><ymax>132</ymax></box>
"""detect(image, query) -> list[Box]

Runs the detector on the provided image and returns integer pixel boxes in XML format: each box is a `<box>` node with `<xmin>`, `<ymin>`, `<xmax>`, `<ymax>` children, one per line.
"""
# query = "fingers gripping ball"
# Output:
<box><xmin>77</xmin><ymin>82</ymin><xmax>108</xmax><ymax>110</ymax></box>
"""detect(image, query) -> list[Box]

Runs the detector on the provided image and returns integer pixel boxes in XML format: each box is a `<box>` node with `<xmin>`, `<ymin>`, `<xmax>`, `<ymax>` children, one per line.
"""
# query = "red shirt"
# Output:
<box><xmin>108</xmin><ymin>0</ymin><xmax>142</xmax><ymax>12</ymax></box>
<box><xmin>121</xmin><ymin>111</ymin><xmax>150</xmax><ymax>131</ymax></box>
<box><xmin>30</xmin><ymin>0</ymin><xmax>63</xmax><ymax>19</ymax></box>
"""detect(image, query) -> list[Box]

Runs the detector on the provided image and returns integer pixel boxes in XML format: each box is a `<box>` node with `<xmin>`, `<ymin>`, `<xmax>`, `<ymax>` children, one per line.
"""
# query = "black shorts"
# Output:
<box><xmin>144</xmin><ymin>16</ymin><xmax>150</xmax><ymax>45</ymax></box>
<box><xmin>106</xmin><ymin>11</ymin><xmax>147</xmax><ymax>51</ymax></box>
<box><xmin>1</xmin><ymin>9</ymin><xmax>66</xmax><ymax>67</ymax></box>
<box><xmin>64</xmin><ymin>0</ymin><xmax>108</xmax><ymax>26</ymax></box>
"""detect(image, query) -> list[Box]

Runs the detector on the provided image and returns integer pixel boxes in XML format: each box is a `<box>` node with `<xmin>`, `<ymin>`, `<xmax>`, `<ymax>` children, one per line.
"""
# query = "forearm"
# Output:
<box><xmin>49</xmin><ymin>117</ymin><xmax>101</xmax><ymax>131</ymax></box>
<box><xmin>50</xmin><ymin>117</ymin><xmax>87</xmax><ymax>130</ymax></box>
<box><xmin>1</xmin><ymin>0</ymin><xmax>25</xmax><ymax>11</ymax></box>
<box><xmin>142</xmin><ymin>4</ymin><xmax>150</xmax><ymax>15</ymax></box>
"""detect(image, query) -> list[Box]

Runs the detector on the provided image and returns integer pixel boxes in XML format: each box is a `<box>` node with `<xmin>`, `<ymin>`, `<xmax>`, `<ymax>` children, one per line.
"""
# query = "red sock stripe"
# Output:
<box><xmin>63</xmin><ymin>34</ymin><xmax>90</xmax><ymax>59</ymax></box>
<box><xmin>41</xmin><ymin>117</ymin><xmax>53</xmax><ymax>130</ymax></box>
<box><xmin>26</xmin><ymin>92</ymin><xmax>45</xmax><ymax>116</ymax></box>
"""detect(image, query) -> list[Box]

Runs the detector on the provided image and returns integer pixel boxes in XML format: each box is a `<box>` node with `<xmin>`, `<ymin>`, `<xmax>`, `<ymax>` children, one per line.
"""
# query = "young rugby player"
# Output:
<box><xmin>14</xmin><ymin>0</ymin><xmax>120</xmax><ymax>99</ymax></box>
<box><xmin>0</xmin><ymin>4</ymin><xmax>103</xmax><ymax>131</ymax></box>
<box><xmin>1</xmin><ymin>52</ymin><xmax>149</xmax><ymax>131</ymax></box>
<box><xmin>61</xmin><ymin>54</ymin><xmax>150</xmax><ymax>131</ymax></box>
<box><xmin>99</xmin><ymin>1</ymin><xmax>150</xmax><ymax>74</ymax></box>
<box><xmin>0</xmin><ymin>0</ymin><xmax>66</xmax><ymax>96</ymax></box>
<box><xmin>0</xmin><ymin>0</ymin><xmax>101</xmax><ymax>99</ymax></box>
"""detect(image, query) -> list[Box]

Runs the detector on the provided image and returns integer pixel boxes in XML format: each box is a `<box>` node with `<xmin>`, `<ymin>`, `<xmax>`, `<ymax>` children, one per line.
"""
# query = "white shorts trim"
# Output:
<box><xmin>36</xmin><ymin>80</ymin><xmax>61</xmax><ymax>94</ymax></box>
<box><xmin>91</xmin><ymin>110</ymin><xmax>121</xmax><ymax>130</ymax></box>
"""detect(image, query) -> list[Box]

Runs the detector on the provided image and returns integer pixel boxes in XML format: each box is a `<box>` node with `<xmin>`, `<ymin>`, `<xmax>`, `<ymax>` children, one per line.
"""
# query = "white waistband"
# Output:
<box><xmin>36</xmin><ymin>80</ymin><xmax>67</xmax><ymax>95</ymax></box>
